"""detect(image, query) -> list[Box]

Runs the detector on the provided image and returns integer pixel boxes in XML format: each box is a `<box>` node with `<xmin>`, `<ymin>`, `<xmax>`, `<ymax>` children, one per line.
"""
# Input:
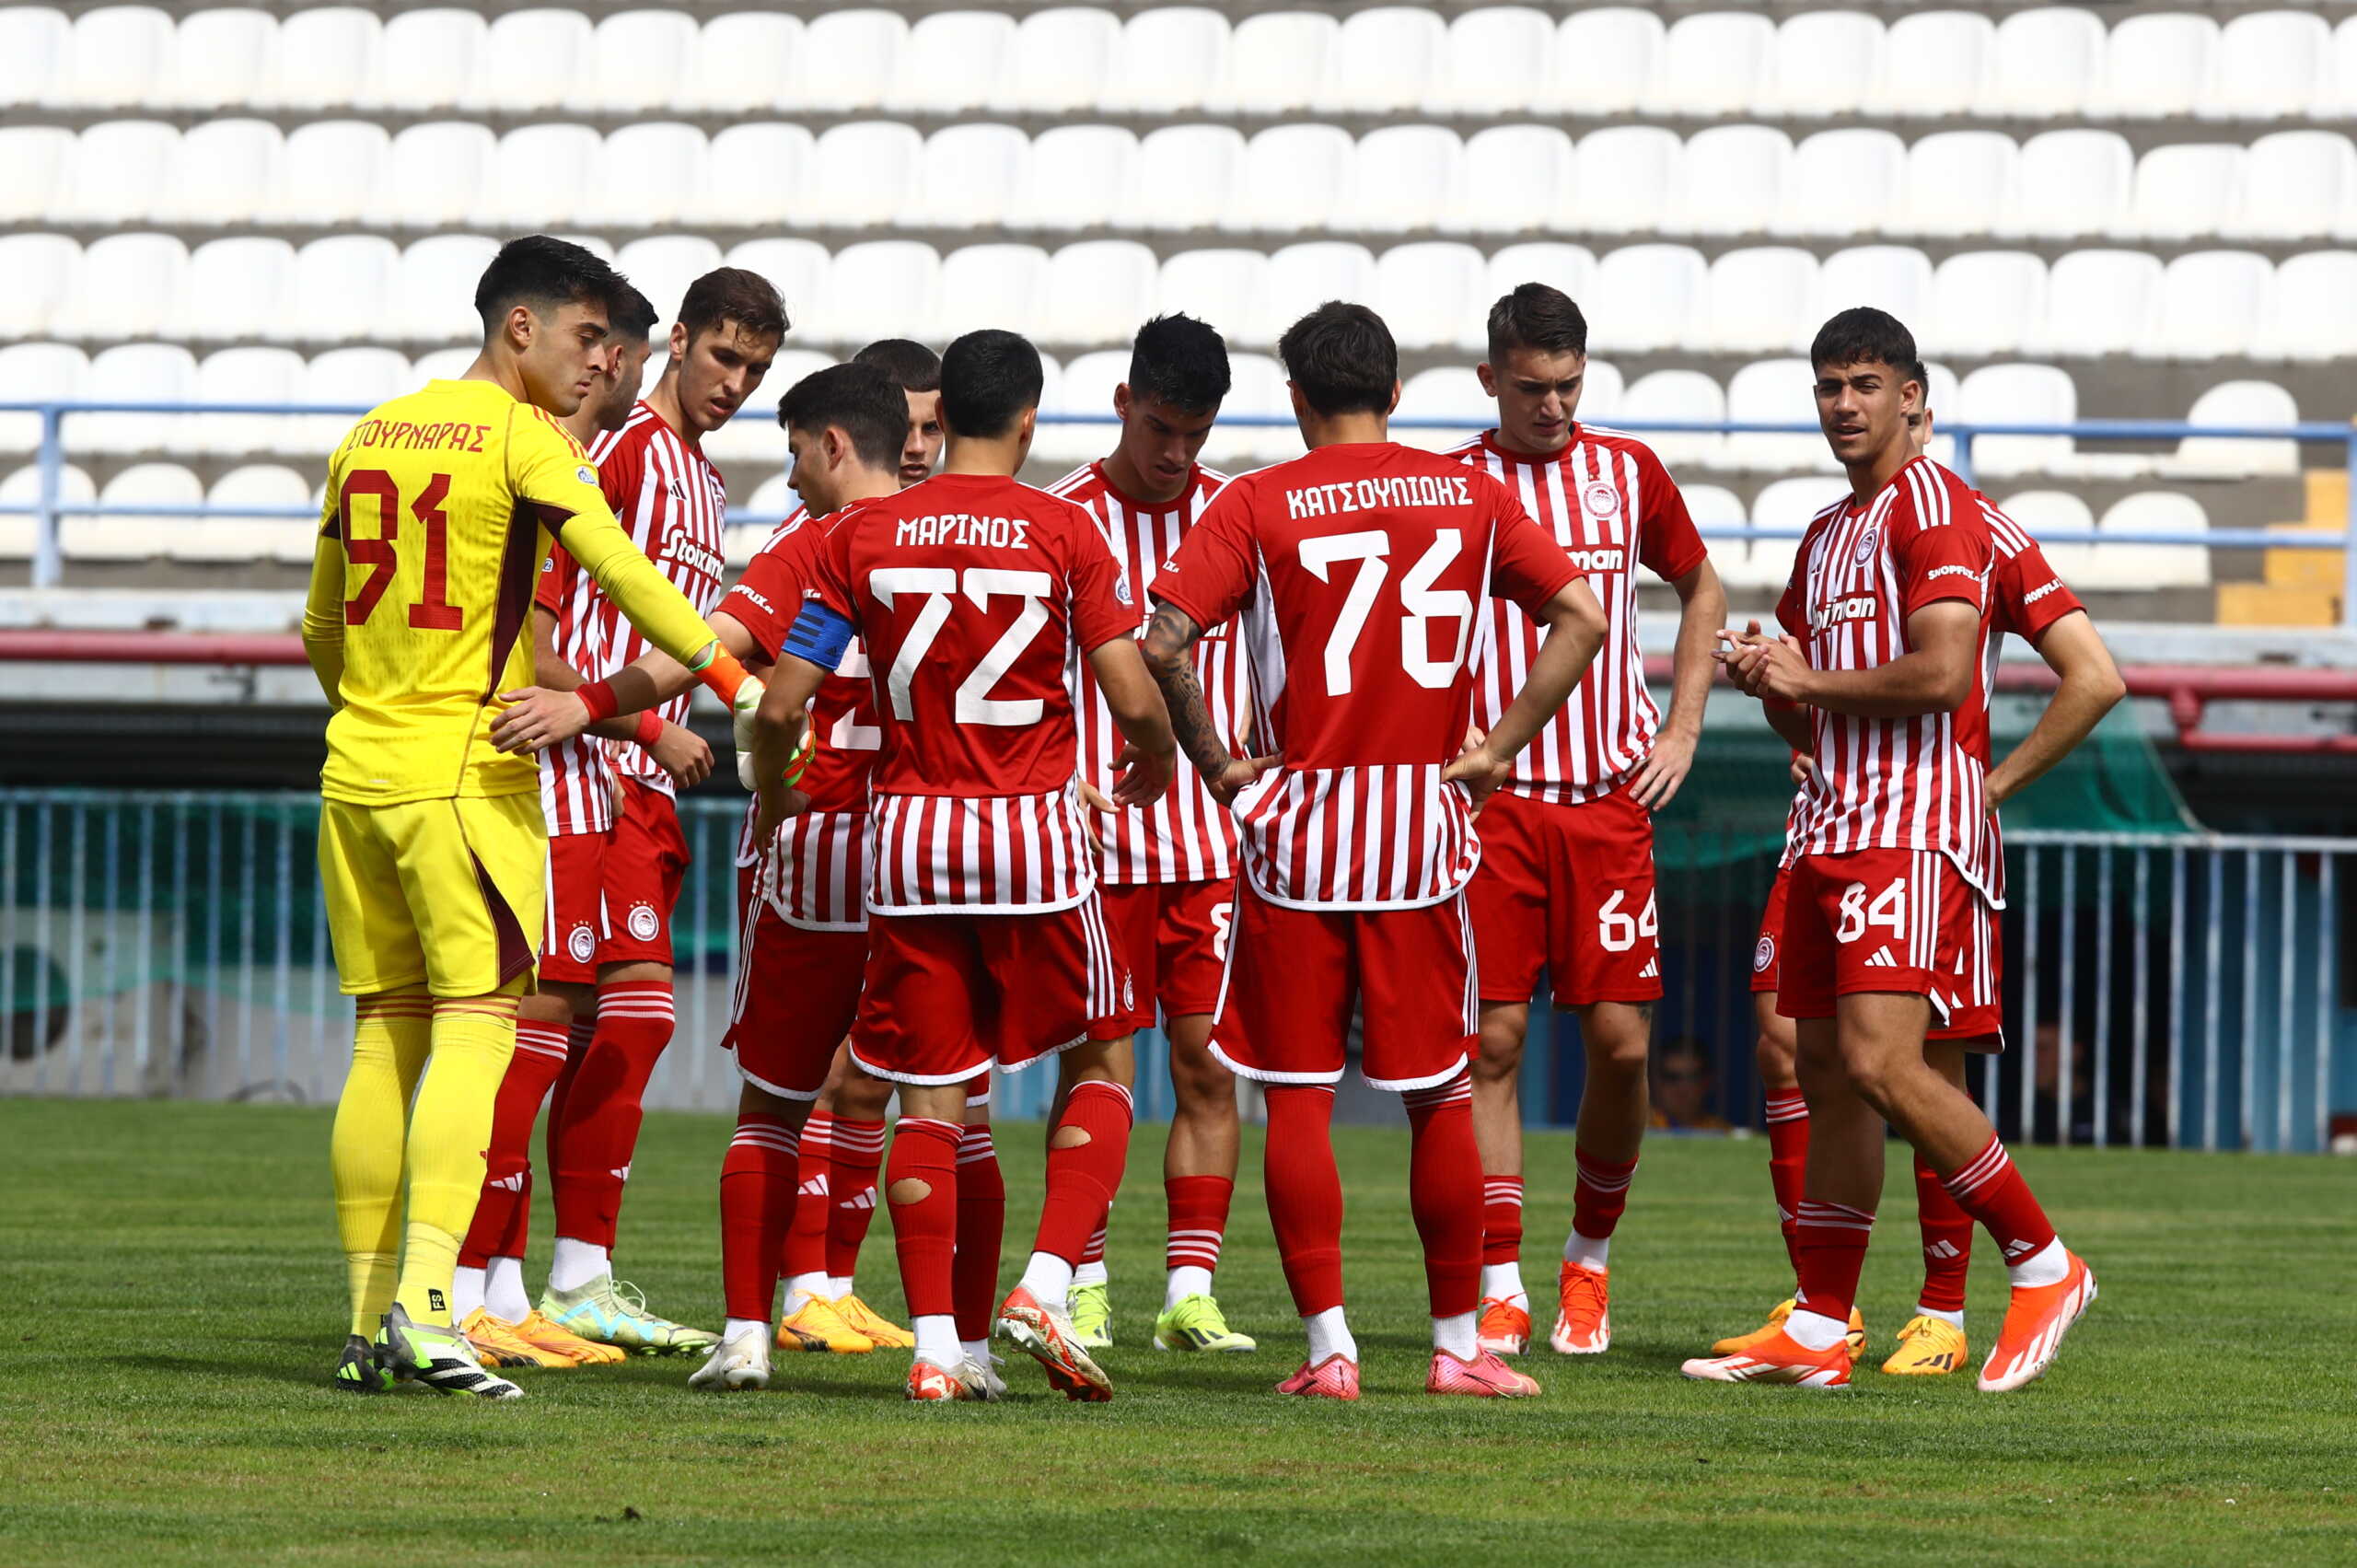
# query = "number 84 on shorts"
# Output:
<box><xmin>1776</xmin><ymin>848</ymin><xmax>1999</xmax><ymax>1031</ymax></box>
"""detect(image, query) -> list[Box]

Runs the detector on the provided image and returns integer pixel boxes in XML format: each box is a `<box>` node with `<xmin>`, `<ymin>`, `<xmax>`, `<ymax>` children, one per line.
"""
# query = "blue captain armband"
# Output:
<box><xmin>780</xmin><ymin>598</ymin><xmax>854</xmax><ymax>672</ymax></box>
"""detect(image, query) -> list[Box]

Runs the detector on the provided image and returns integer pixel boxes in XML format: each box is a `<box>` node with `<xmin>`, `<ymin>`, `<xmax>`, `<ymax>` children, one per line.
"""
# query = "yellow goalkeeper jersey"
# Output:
<box><xmin>303</xmin><ymin>376</ymin><xmax>722</xmax><ymax>806</ymax></box>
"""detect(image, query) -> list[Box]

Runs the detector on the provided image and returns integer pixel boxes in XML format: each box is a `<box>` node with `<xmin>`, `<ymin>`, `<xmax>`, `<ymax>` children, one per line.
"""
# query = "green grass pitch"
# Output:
<box><xmin>2</xmin><ymin>1098</ymin><xmax>2352</xmax><ymax>1565</ymax></box>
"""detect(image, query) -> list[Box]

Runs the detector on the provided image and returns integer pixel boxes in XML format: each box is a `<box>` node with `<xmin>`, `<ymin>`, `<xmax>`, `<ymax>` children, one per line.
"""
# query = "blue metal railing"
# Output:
<box><xmin>4</xmin><ymin>400</ymin><xmax>2353</xmax><ymax>621</ymax></box>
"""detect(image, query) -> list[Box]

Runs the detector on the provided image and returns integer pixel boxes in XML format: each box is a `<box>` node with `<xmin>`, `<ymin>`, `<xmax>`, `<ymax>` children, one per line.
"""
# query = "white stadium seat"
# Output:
<box><xmin>2227</xmin><ymin>132</ymin><xmax>2357</xmax><ymax>243</ymax></box>
<box><xmin>934</xmin><ymin>243</ymin><xmax>1046</xmax><ymax>342</ymax></box>
<box><xmin>1574</xmin><ymin>126</ymin><xmax>1681</xmax><ymax>237</ymax></box>
<box><xmin>1752</xmin><ymin>11</ymin><xmax>1883</xmax><ymax>120</ymax></box>
<box><xmin>1212</xmin><ymin>11</ymin><xmax>1337</xmax><ymax>117</ymax></box>
<box><xmin>2005</xmin><ymin>130</ymin><xmax>2134</xmax><ymax>240</ymax></box>
<box><xmin>0</xmin><ymin>126</ymin><xmax>71</xmax><ymax>223</ymax></box>
<box><xmin>1813</xmin><ymin>246</ymin><xmax>1935</xmax><ymax>339</ymax></box>
<box><xmin>2128</xmin><ymin>143</ymin><xmax>2243</xmax><ymax>243</ymax></box>
<box><xmin>258</xmin><ymin>6</ymin><xmax>375</xmax><ymax>112</ymax></box>
<box><xmin>1253</xmin><ymin>242</ymin><xmax>1376</xmax><ymax>349</ymax></box>
<box><xmin>394</xmin><ymin>235</ymin><xmax>500</xmax><ymax>345</ymax></box>
<box><xmin>1724</xmin><ymin>359</ymin><xmax>1831</xmax><ymax>474</ymax></box>
<box><xmin>1682</xmin><ymin>482</ymin><xmax>1744</xmax><ymax>531</ymax></box>
<box><xmin>1202</xmin><ymin>352</ymin><xmax>1289</xmax><ymax>467</ymax></box>
<box><xmin>165</xmin><ymin>7</ymin><xmax>274</xmax><ymax>111</ymax></box>
<box><xmin>1372</xmin><ymin>242</ymin><xmax>1488</xmax><ymax>353</ymax></box>
<box><xmin>903</xmin><ymin>123</ymin><xmax>1028</xmax><ymax>230</ymax></box>
<box><xmin>695</xmin><ymin>124</ymin><xmax>814</xmax><ymax>229</ymax></box>
<box><xmin>804</xmin><ymin>122</ymin><xmax>923</xmax><ymax>230</ymax></box>
<box><xmin>2165</xmin><ymin>381</ymin><xmax>2300</xmax><ymax>479</ymax></box>
<box><xmin>81</xmin><ymin>343</ymin><xmax>196</xmax><ymax>456</ymax></box>
<box><xmin>1041</xmin><ymin>240</ymin><xmax>1160</xmax><ymax>347</ymax></box>
<box><xmin>1223</xmin><ymin>124</ymin><xmax>1355</xmax><ymax>234</ymax></box>
<box><xmin>177</xmin><ymin>237</ymin><xmax>296</xmax><ymax>344</ymax></box>
<box><xmin>1548</xmin><ymin>8</ymin><xmax>1662</xmax><ymax>117</ymax></box>
<box><xmin>84</xmin><ymin>462</ymin><xmax>199</xmax><ymax>560</ymax></box>
<box><xmin>2030</xmin><ymin>249</ymin><xmax>2161</xmax><ymax>358</ymax></box>
<box><xmin>1672</xmin><ymin>125</ymin><xmax>1790</xmax><ymax>238</ymax></box>
<box><xmin>1482</xmin><ymin>243</ymin><xmax>1596</xmax><ymax>318</ymax></box>
<box><xmin>366</xmin><ymin>7</ymin><xmax>484</xmax><ymax>114</ymax></box>
<box><xmin>588</xmin><ymin>10</ymin><xmax>696</xmax><ymax>116</ymax></box>
<box><xmin>1458</xmin><ymin>125</ymin><xmax>1573</xmax><ymax>234</ymax></box>
<box><xmin>1732</xmin><ymin>478</ymin><xmax>1830</xmax><ymax>589</ymax></box>
<box><xmin>580</xmin><ymin>123</ymin><xmax>706</xmax><ymax>229</ymax></box>
<box><xmin>1981</xmin><ymin>7</ymin><xmax>2104</xmax><ymax>119</ymax></box>
<box><xmin>478</xmin><ymin>123</ymin><xmax>600</xmax><ymax>231</ymax></box>
<box><xmin>275</xmin><ymin>236</ymin><xmax>398</xmax><ymax>344</ymax></box>
<box><xmin>2096</xmin><ymin>493</ymin><xmax>2211</xmax><ymax>588</ymax></box>
<box><xmin>615</xmin><ymin>236</ymin><xmax>723</xmax><ymax>331</ymax></box>
<box><xmin>885</xmin><ymin>10</ymin><xmax>1015</xmax><ymax>115</ymax></box>
<box><xmin>1015</xmin><ymin>126</ymin><xmax>1137</xmax><ymax>231</ymax></box>
<box><xmin>1586</xmin><ymin>243</ymin><xmax>1705</xmax><ymax>355</ymax></box>
<box><xmin>156</xmin><ymin>119</ymin><xmax>281</xmax><ymax>228</ymax></box>
<box><xmin>0</xmin><ymin>342</ymin><xmax>87</xmax><ymax>456</ymax></box>
<box><xmin>1640</xmin><ymin>11</ymin><xmax>1771</xmax><ymax>118</ymax></box>
<box><xmin>52</xmin><ymin>232</ymin><xmax>186</xmax><ymax>341</ymax></box>
<box><xmin>186</xmin><ymin>347</ymin><xmax>303</xmax><ymax>459</ymax></box>
<box><xmin>0</xmin><ymin>234</ymin><xmax>75</xmax><ymax>340</ymax></box>
<box><xmin>1924</xmin><ymin>251</ymin><xmax>2046</xmax><ymax>359</ymax></box>
<box><xmin>1427</xmin><ymin>7</ymin><xmax>1553</xmax><ymax>119</ymax></box>
<box><xmin>377</xmin><ymin>122</ymin><xmax>494</xmax><ymax>230</ymax></box>
<box><xmin>409</xmin><ymin>347</ymin><xmax>474</xmax><ymax>383</ymax></box>
<box><xmin>460</xmin><ymin>9</ymin><xmax>587</xmax><ymax>115</ymax></box>
<box><xmin>690</xmin><ymin>12</ymin><xmax>800</xmax><ymax>115</ymax></box>
<box><xmin>0</xmin><ymin>462</ymin><xmax>95</xmax><ymax>562</ymax></box>
<box><xmin>1318</xmin><ymin>6</ymin><xmax>1442</xmax><ymax>114</ymax></box>
<box><xmin>300</xmin><ymin>347</ymin><xmax>412</xmax><ymax>453</ymax></box>
<box><xmin>1036</xmin><ymin>349</ymin><xmax>1126</xmax><ymax>468</ymax></box>
<box><xmin>1776</xmin><ymin>129</ymin><xmax>1905</xmax><ymax>238</ymax></box>
<box><xmin>2139</xmin><ymin>250</ymin><xmax>2272</xmax><ymax>361</ymax></box>
<box><xmin>1338</xmin><ymin>125</ymin><xmax>1463</xmax><ymax>235</ymax></box>
<box><xmin>1960</xmin><ymin>363</ymin><xmax>2076</xmax><ymax>479</ymax></box>
<box><xmin>52</xmin><ymin>120</ymin><xmax>178</xmax><ymax>226</ymax></box>
<box><xmin>0</xmin><ymin>5</ymin><xmax>70</xmax><ymax>109</ymax></box>
<box><xmin>2204</xmin><ymin>11</ymin><xmax>2328</xmax><ymax>122</ymax></box>
<box><xmin>794</xmin><ymin>9</ymin><xmax>904</xmax><ymax>115</ymax></box>
<box><xmin>2320</xmin><ymin>19</ymin><xmax>2357</xmax><ymax>119</ymax></box>
<box><xmin>993</xmin><ymin>8</ymin><xmax>1120</xmax><ymax>115</ymax></box>
<box><xmin>725</xmin><ymin>238</ymin><xmax>831</xmax><ymax>340</ymax></box>
<box><xmin>1617</xmin><ymin>369</ymin><xmax>1726</xmax><ymax>469</ymax></box>
<box><xmin>2252</xmin><ymin>251</ymin><xmax>2357</xmax><ymax>363</ymax></box>
<box><xmin>1580</xmin><ymin>358</ymin><xmax>1624</xmax><ymax>421</ymax></box>
<box><xmin>276</xmin><ymin>122</ymin><xmax>389</xmax><ymax>226</ymax></box>
<box><xmin>1155</xmin><ymin>250</ymin><xmax>1268</xmax><ymax>345</ymax></box>
<box><xmin>1866</xmin><ymin>10</ymin><xmax>1993</xmax><ymax>118</ymax></box>
<box><xmin>189</xmin><ymin>465</ymin><xmax>318</xmax><ymax>566</ymax></box>
<box><xmin>1698</xmin><ymin>247</ymin><xmax>1817</xmax><ymax>355</ymax></box>
<box><xmin>747</xmin><ymin>470</ymin><xmax>796</xmax><ymax>522</ymax></box>
<box><xmin>823</xmin><ymin>240</ymin><xmax>941</xmax><ymax>348</ymax></box>
<box><xmin>1996</xmin><ymin>490</ymin><xmax>2096</xmax><ymax>580</ymax></box>
<box><xmin>1394</xmin><ymin>366</ymin><xmax>1490</xmax><ymax>455</ymax></box>
<box><xmin>1119</xmin><ymin>126</ymin><xmax>1243</xmax><ymax>233</ymax></box>
<box><xmin>2088</xmin><ymin>13</ymin><xmax>2214</xmax><ymax>121</ymax></box>
<box><xmin>1099</xmin><ymin>6</ymin><xmax>1228</xmax><ymax>115</ymax></box>
<box><xmin>1894</xmin><ymin>131</ymin><xmax>2015</xmax><ymax>238</ymax></box>
<box><xmin>51</xmin><ymin>5</ymin><xmax>172</xmax><ymax>110</ymax></box>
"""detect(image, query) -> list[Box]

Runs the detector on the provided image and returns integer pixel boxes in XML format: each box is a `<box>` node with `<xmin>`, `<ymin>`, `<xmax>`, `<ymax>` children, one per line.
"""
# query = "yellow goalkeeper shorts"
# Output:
<box><xmin>319</xmin><ymin>792</ymin><xmax>546</xmax><ymax>998</ymax></box>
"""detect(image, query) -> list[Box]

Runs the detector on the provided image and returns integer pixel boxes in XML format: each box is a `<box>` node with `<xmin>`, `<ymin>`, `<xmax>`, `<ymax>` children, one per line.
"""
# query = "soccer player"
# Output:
<box><xmin>1144</xmin><ymin>301</ymin><xmax>1608</xmax><ymax>1400</ymax></box>
<box><xmin>1448</xmin><ymin>284</ymin><xmax>1726</xmax><ymax>1359</ymax></box>
<box><xmin>1692</xmin><ymin>308</ymin><xmax>2097</xmax><ymax>1393</ymax></box>
<box><xmin>308</xmin><ymin>235</ymin><xmax>760</xmax><ymax>1397</ymax></box>
<box><xmin>563</xmin><ymin>283</ymin><xmax>657</xmax><ymax>447</ymax></box>
<box><xmin>1716</xmin><ymin>396</ymin><xmax>2122</xmax><ymax>1377</ymax></box>
<box><xmin>746</xmin><ymin>330</ymin><xmax>1178</xmax><ymax>1403</ymax></box>
<box><xmin>462</xmin><ymin>267</ymin><xmax>784</xmax><ymax>1359</ymax></box>
<box><xmin>1047</xmin><ymin>314</ymin><xmax>1256</xmax><ymax>1354</ymax></box>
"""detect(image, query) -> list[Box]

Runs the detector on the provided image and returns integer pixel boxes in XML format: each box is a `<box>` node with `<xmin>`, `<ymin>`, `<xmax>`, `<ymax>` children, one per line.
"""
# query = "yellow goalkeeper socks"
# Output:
<box><xmin>331</xmin><ymin>986</ymin><xmax>433</xmax><ymax>1336</ymax></box>
<box><xmin>391</xmin><ymin>991</ymin><xmax>519</xmax><ymax>1326</ymax></box>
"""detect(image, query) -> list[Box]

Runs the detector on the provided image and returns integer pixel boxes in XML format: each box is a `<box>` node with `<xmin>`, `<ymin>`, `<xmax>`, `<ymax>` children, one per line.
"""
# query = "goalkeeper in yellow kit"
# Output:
<box><xmin>305</xmin><ymin>236</ymin><xmax>763</xmax><ymax>1398</ymax></box>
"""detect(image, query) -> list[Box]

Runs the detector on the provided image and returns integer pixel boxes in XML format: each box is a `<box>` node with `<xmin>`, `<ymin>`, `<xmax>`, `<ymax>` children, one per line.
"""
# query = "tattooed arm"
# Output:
<box><xmin>1141</xmin><ymin>603</ymin><xmax>1275</xmax><ymax>806</ymax></box>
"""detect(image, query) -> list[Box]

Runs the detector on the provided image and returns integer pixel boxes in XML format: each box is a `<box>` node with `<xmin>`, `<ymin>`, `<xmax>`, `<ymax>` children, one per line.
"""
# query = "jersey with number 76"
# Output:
<box><xmin>1153</xmin><ymin>442</ymin><xmax>1581</xmax><ymax>912</ymax></box>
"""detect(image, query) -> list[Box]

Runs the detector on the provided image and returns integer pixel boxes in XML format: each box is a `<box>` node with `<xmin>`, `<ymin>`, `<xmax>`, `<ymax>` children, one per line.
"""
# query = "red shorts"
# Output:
<box><xmin>1750</xmin><ymin>867</ymin><xmax>1789</xmax><ymax>993</ymax></box>
<box><xmin>1467</xmin><ymin>784</ymin><xmax>1662</xmax><ymax>1010</ymax></box>
<box><xmin>540</xmin><ymin>781</ymin><xmax>689</xmax><ymax>984</ymax></box>
<box><xmin>1776</xmin><ymin>848</ymin><xmax>2002</xmax><ymax>1040</ymax></box>
<box><xmin>1210</xmin><ymin>880</ymin><xmax>1475</xmax><ymax>1093</ymax></box>
<box><xmin>1097</xmin><ymin>877</ymin><xmax>1235</xmax><ymax>1033</ymax></box>
<box><xmin>726</xmin><ymin>865</ymin><xmax>864</xmax><ymax>1100</ymax></box>
<box><xmin>848</xmin><ymin>892</ymin><xmax>1131</xmax><ymax>1086</ymax></box>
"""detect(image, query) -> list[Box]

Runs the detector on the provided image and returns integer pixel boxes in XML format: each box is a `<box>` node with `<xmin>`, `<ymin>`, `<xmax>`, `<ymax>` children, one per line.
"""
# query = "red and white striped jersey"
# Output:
<box><xmin>1154</xmin><ymin>443</ymin><xmax>1582</xmax><ymax>912</ymax></box>
<box><xmin>1774</xmin><ymin>456</ymin><xmax>2002</xmax><ymax>901</ymax></box>
<box><xmin>1048</xmin><ymin>460</ymin><xmax>1246</xmax><ymax>885</ymax></box>
<box><xmin>805</xmin><ymin>472</ymin><xmax>1136</xmax><ymax>914</ymax></box>
<box><xmin>1453</xmin><ymin>428</ymin><xmax>1709</xmax><ymax>804</ymax></box>
<box><xmin>533</xmin><ymin>542</ymin><xmax>616</xmax><ymax>837</ymax></box>
<box><xmin>720</xmin><ymin>505</ymin><xmax>882</xmax><ymax>932</ymax></box>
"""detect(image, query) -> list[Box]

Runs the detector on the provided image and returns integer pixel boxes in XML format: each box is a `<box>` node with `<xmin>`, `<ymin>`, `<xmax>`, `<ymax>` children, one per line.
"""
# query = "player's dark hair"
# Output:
<box><xmin>1277</xmin><ymin>301</ymin><xmax>1398</xmax><ymax>418</ymax></box>
<box><xmin>1486</xmin><ymin>283</ymin><xmax>1588</xmax><ymax>365</ymax></box>
<box><xmin>1127</xmin><ymin>314</ymin><xmax>1230</xmax><ymax>415</ymax></box>
<box><xmin>609</xmin><ymin>283</ymin><xmax>656</xmax><ymax>343</ymax></box>
<box><xmin>938</xmin><ymin>329</ymin><xmax>1042</xmax><ymax>440</ymax></box>
<box><xmin>473</xmin><ymin>234</ymin><xmax>623</xmax><ymax>334</ymax></box>
<box><xmin>1810</xmin><ymin>307</ymin><xmax>1920</xmax><ymax>378</ymax></box>
<box><xmin>853</xmin><ymin>338</ymin><xmax>942</xmax><ymax>394</ymax></box>
<box><xmin>777</xmin><ymin>362</ymin><xmax>908</xmax><ymax>473</ymax></box>
<box><xmin>677</xmin><ymin>266</ymin><xmax>787</xmax><ymax>344</ymax></box>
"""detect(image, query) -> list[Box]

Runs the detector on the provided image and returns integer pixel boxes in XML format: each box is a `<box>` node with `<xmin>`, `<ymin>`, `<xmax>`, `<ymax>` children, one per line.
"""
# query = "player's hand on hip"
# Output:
<box><xmin>1790</xmin><ymin>751</ymin><xmax>1817</xmax><ymax>788</ymax></box>
<box><xmin>1628</xmin><ymin>726</ymin><xmax>1698</xmax><ymax>809</ymax></box>
<box><xmin>652</xmin><ymin>722</ymin><xmax>712</xmax><ymax>789</ymax></box>
<box><xmin>1075</xmin><ymin>773</ymin><xmax>1116</xmax><ymax>854</ymax></box>
<box><xmin>1110</xmin><ymin>741</ymin><xmax>1178</xmax><ymax>809</ymax></box>
<box><xmin>1202</xmin><ymin>751</ymin><xmax>1279</xmax><ymax>807</ymax></box>
<box><xmin>751</xmin><ymin>779</ymin><xmax>807</xmax><ymax>842</ymax></box>
<box><xmin>491</xmin><ymin>687</ymin><xmax>591</xmax><ymax>753</ymax></box>
<box><xmin>1442</xmin><ymin>736</ymin><xmax>1510</xmax><ymax>811</ymax></box>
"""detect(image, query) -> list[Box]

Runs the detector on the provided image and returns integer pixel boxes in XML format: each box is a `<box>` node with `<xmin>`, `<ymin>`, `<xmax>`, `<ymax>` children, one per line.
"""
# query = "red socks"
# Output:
<box><xmin>886</xmin><ymin>1118</ymin><xmax>961</xmax><ymax>1319</ymax></box>
<box><xmin>552</xmin><ymin>981</ymin><xmax>675</xmax><ymax>1249</ymax></box>
<box><xmin>1764</xmin><ymin>1087</ymin><xmax>1809</xmax><ymax>1276</ymax></box>
<box><xmin>953</xmin><ymin>1123</ymin><xmax>1004</xmax><ymax>1342</ymax></box>
<box><xmin>1571</xmin><ymin>1144</ymin><xmax>1640</xmax><ymax>1246</ymax></box>
<box><xmin>1403</xmin><ymin>1074</ymin><xmax>1482</xmax><ymax>1318</ymax></box>
<box><xmin>1912</xmin><ymin>1156</ymin><xmax>1975</xmax><ymax>1312</ymax></box>
<box><xmin>1480</xmin><ymin>1173</ymin><xmax>1524</xmax><ymax>1266</ymax></box>
<box><xmin>827</xmin><ymin>1117</ymin><xmax>888</xmax><ymax>1279</ymax></box>
<box><xmin>780</xmin><ymin>1109</ymin><xmax>832</xmax><ymax>1283</ymax></box>
<box><xmin>718</xmin><ymin>1115</ymin><xmax>799</xmax><ymax>1323</ymax></box>
<box><xmin>1942</xmin><ymin>1136</ymin><xmax>2058</xmax><ymax>1268</ymax></box>
<box><xmin>1032</xmin><ymin>1081</ymin><xmax>1135</xmax><ymax>1263</ymax></box>
<box><xmin>459</xmin><ymin>1016</ymin><xmax>571</xmax><ymax>1268</ymax></box>
<box><xmin>1794</xmin><ymin>1199</ymin><xmax>1876</xmax><ymax>1323</ymax></box>
<box><xmin>1263</xmin><ymin>1084</ymin><xmax>1344</xmax><ymax>1316</ymax></box>
<box><xmin>1165</xmin><ymin>1174</ymin><xmax>1234</xmax><ymax>1275</ymax></box>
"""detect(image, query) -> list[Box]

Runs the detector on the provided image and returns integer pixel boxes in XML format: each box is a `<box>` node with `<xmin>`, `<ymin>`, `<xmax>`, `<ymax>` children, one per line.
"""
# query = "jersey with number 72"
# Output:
<box><xmin>1153</xmin><ymin>442</ymin><xmax>1581</xmax><ymax>911</ymax></box>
